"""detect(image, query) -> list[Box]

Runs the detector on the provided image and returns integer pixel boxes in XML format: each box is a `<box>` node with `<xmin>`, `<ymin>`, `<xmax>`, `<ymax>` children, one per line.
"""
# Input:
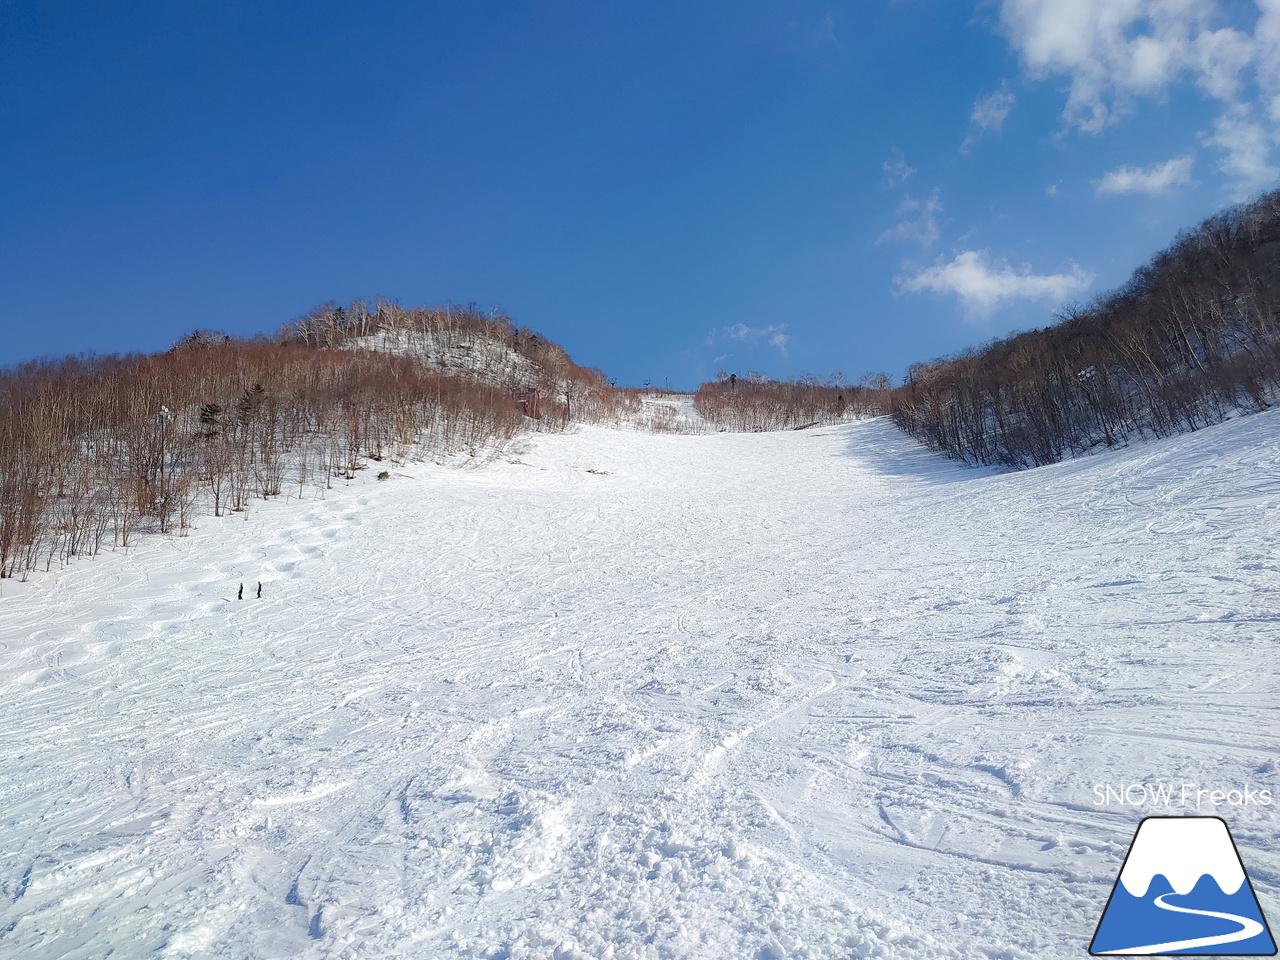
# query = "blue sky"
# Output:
<box><xmin>3</xmin><ymin>1</ymin><xmax>1278</xmax><ymax>387</ymax></box>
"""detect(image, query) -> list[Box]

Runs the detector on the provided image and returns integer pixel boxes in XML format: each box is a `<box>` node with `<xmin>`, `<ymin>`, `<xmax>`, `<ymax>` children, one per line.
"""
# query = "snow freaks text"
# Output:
<box><xmin>1093</xmin><ymin>783</ymin><xmax>1273</xmax><ymax>809</ymax></box>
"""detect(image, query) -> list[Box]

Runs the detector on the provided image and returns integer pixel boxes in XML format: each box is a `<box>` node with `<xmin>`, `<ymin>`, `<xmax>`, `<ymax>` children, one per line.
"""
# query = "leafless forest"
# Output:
<box><xmin>890</xmin><ymin>188</ymin><xmax>1280</xmax><ymax>468</ymax></box>
<box><xmin>694</xmin><ymin>372</ymin><xmax>890</xmax><ymax>431</ymax></box>
<box><xmin>0</xmin><ymin>303</ymin><xmax>624</xmax><ymax>580</ymax></box>
<box><xmin>6</xmin><ymin>191</ymin><xmax>1279</xmax><ymax>578</ymax></box>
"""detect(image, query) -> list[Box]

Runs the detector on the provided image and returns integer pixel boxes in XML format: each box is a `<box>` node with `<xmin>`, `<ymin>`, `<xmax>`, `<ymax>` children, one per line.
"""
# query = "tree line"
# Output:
<box><xmin>694</xmin><ymin>371</ymin><xmax>891</xmax><ymax>431</ymax></box>
<box><xmin>890</xmin><ymin>188</ymin><xmax>1280</xmax><ymax>468</ymax></box>
<box><xmin>283</xmin><ymin>299</ymin><xmax>635</xmax><ymax>425</ymax></box>
<box><xmin>8</xmin><ymin>187</ymin><xmax>1279</xmax><ymax>577</ymax></box>
<box><xmin>0</xmin><ymin>303</ymin><xmax>617</xmax><ymax>580</ymax></box>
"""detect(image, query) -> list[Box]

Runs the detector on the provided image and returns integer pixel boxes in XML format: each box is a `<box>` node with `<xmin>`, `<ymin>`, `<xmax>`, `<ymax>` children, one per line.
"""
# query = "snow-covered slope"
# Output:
<box><xmin>349</xmin><ymin>326</ymin><xmax>547</xmax><ymax>390</ymax></box>
<box><xmin>2</xmin><ymin>410</ymin><xmax>1279</xmax><ymax>958</ymax></box>
<box><xmin>627</xmin><ymin>392</ymin><xmax>711</xmax><ymax>434</ymax></box>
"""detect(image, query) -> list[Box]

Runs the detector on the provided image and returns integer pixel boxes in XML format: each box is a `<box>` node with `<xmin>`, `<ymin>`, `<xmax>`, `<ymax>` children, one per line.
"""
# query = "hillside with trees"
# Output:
<box><xmin>6</xmin><ymin>191</ymin><xmax>1280</xmax><ymax>580</ymax></box>
<box><xmin>0</xmin><ymin>303</ymin><xmax>624</xmax><ymax>580</ymax></box>
<box><xmin>890</xmin><ymin>189</ymin><xmax>1280</xmax><ymax>468</ymax></box>
<box><xmin>694</xmin><ymin>372</ymin><xmax>890</xmax><ymax>431</ymax></box>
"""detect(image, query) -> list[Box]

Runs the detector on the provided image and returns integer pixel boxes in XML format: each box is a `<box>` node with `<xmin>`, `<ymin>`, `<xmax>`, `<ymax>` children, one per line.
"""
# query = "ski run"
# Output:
<box><xmin>3</xmin><ymin>408</ymin><xmax>1280</xmax><ymax>959</ymax></box>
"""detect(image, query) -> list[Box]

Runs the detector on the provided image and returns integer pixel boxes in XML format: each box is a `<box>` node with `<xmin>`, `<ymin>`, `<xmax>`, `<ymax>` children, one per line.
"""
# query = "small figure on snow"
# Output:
<box><xmin>237</xmin><ymin>583</ymin><xmax>243</xmax><ymax>600</ymax></box>
<box><xmin>257</xmin><ymin>582</ymin><xmax>262</xmax><ymax>599</ymax></box>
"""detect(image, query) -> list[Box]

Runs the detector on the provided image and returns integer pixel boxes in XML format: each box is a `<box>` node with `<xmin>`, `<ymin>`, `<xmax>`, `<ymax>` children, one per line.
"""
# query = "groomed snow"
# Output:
<box><xmin>2</xmin><ymin>411</ymin><xmax>1279</xmax><ymax>958</ymax></box>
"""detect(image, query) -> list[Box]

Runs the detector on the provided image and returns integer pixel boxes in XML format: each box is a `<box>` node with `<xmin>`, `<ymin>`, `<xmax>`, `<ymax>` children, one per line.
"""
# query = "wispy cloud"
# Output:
<box><xmin>963</xmin><ymin>85</ymin><xmax>1017</xmax><ymax>151</ymax></box>
<box><xmin>898</xmin><ymin>249</ymin><xmax>1093</xmax><ymax>318</ymax></box>
<box><xmin>1095</xmin><ymin>155</ymin><xmax>1195</xmax><ymax>196</ymax></box>
<box><xmin>876</xmin><ymin>189</ymin><xmax>944</xmax><ymax>248</ymax></box>
<box><xmin>973</xmin><ymin>87</ymin><xmax>1017</xmax><ymax>131</ymax></box>
<box><xmin>1203</xmin><ymin>105</ymin><xmax>1280</xmax><ymax>199</ymax></box>
<box><xmin>817</xmin><ymin>12</ymin><xmax>842</xmax><ymax>52</ymax></box>
<box><xmin>995</xmin><ymin>0</ymin><xmax>1280</xmax><ymax>197</ymax></box>
<box><xmin>999</xmin><ymin>0</ymin><xmax>1209</xmax><ymax>133</ymax></box>
<box><xmin>882</xmin><ymin>149</ymin><xmax>916</xmax><ymax>188</ymax></box>
<box><xmin>712</xmin><ymin>323</ymin><xmax>790</xmax><ymax>354</ymax></box>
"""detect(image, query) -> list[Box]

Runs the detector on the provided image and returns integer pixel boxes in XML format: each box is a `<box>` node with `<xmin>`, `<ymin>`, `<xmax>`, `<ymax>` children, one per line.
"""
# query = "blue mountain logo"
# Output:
<box><xmin>1091</xmin><ymin>816</ymin><xmax>1276</xmax><ymax>955</ymax></box>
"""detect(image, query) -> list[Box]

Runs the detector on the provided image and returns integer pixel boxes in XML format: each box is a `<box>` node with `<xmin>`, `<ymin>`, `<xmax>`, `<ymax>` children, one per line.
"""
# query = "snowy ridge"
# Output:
<box><xmin>346</xmin><ymin>326</ymin><xmax>546</xmax><ymax>389</ymax></box>
<box><xmin>1118</xmin><ymin>818</ymin><xmax>1246</xmax><ymax>897</ymax></box>
<box><xmin>3</xmin><ymin>409</ymin><xmax>1280</xmax><ymax>957</ymax></box>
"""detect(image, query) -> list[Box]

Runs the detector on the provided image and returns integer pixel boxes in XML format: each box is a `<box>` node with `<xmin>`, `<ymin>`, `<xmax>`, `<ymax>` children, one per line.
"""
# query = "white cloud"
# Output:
<box><xmin>1258</xmin><ymin>0</ymin><xmax>1280</xmax><ymax>123</ymax></box>
<box><xmin>882</xmin><ymin>150</ymin><xmax>916</xmax><ymax>187</ymax></box>
<box><xmin>998</xmin><ymin>0</ymin><xmax>1204</xmax><ymax>133</ymax></box>
<box><xmin>898</xmin><ymin>249</ymin><xmax>1093</xmax><ymax>317</ymax></box>
<box><xmin>1095</xmin><ymin>154</ymin><xmax>1195</xmax><ymax>195</ymax></box>
<box><xmin>972</xmin><ymin>87</ymin><xmax>1018</xmax><ymax>132</ymax></box>
<box><xmin>1194</xmin><ymin>26</ymin><xmax>1255</xmax><ymax>99</ymax></box>
<box><xmin>963</xmin><ymin>86</ymin><xmax>1018</xmax><ymax>152</ymax></box>
<box><xmin>1203</xmin><ymin>105</ymin><xmax>1280</xmax><ymax>197</ymax></box>
<box><xmin>996</xmin><ymin>0</ymin><xmax>1280</xmax><ymax>196</ymax></box>
<box><xmin>723</xmin><ymin>323</ymin><xmax>761</xmax><ymax>340</ymax></box>
<box><xmin>877</xmin><ymin>190</ymin><xmax>944</xmax><ymax>248</ymax></box>
<box><xmin>715</xmin><ymin>323</ymin><xmax>790</xmax><ymax>354</ymax></box>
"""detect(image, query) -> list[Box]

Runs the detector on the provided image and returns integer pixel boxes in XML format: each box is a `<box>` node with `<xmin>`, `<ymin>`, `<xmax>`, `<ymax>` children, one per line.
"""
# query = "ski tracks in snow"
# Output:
<box><xmin>3</xmin><ymin>412</ymin><xmax>1280</xmax><ymax>957</ymax></box>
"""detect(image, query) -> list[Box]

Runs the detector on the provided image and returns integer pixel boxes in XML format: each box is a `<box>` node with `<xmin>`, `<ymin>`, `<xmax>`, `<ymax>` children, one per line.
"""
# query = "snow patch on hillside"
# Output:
<box><xmin>624</xmin><ymin>392</ymin><xmax>711</xmax><ymax>434</ymax></box>
<box><xmin>349</xmin><ymin>327</ymin><xmax>546</xmax><ymax>389</ymax></box>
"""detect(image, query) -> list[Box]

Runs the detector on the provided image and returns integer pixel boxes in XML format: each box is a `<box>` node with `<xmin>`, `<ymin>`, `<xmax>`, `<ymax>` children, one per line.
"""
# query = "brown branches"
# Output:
<box><xmin>0</xmin><ymin>328</ymin><xmax>537</xmax><ymax>579</ymax></box>
<box><xmin>693</xmin><ymin>373</ymin><xmax>888</xmax><ymax>432</ymax></box>
<box><xmin>890</xmin><ymin>187</ymin><xmax>1280</xmax><ymax>468</ymax></box>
